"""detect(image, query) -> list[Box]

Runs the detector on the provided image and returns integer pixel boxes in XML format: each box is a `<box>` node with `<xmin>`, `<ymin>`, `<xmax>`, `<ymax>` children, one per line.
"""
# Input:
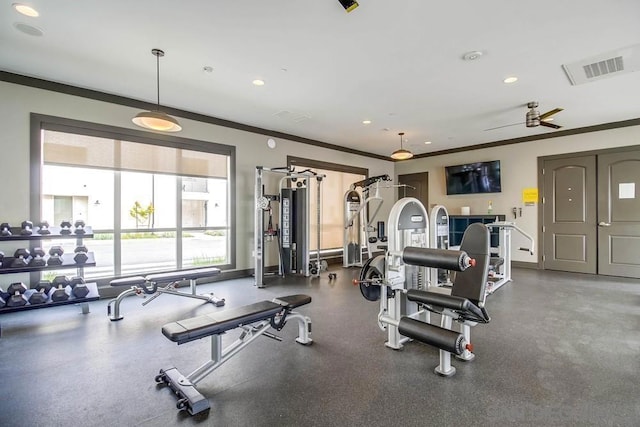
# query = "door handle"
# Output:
<box><xmin>598</xmin><ymin>222</ymin><xmax>611</xmax><ymax>227</ymax></box>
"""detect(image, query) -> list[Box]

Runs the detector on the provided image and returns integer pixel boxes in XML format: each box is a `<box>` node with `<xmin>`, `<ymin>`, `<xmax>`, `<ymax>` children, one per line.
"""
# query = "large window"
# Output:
<box><xmin>32</xmin><ymin>115</ymin><xmax>235</xmax><ymax>283</ymax></box>
<box><xmin>288</xmin><ymin>157</ymin><xmax>366</xmax><ymax>251</ymax></box>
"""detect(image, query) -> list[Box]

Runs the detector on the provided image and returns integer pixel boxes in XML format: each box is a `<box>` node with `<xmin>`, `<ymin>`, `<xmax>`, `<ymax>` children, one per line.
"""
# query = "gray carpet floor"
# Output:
<box><xmin>0</xmin><ymin>267</ymin><xmax>638</xmax><ymax>426</ymax></box>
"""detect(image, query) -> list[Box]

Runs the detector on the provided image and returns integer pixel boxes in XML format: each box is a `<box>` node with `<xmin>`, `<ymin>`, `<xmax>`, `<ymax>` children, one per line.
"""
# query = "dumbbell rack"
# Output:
<box><xmin>0</xmin><ymin>225</ymin><xmax>99</xmax><ymax>334</ymax></box>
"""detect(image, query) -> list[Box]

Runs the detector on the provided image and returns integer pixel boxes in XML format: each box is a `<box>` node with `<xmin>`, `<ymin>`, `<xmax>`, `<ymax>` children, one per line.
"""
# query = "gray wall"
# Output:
<box><xmin>0</xmin><ymin>80</ymin><xmax>395</xmax><ymax>272</ymax></box>
<box><xmin>3</xmin><ymin>79</ymin><xmax>639</xmax><ymax>270</ymax></box>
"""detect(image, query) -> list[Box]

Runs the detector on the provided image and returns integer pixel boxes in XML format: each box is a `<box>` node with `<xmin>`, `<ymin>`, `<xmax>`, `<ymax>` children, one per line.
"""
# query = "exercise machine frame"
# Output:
<box><xmin>254</xmin><ymin>166</ymin><xmax>325</xmax><ymax>287</ymax></box>
<box><xmin>107</xmin><ymin>267</ymin><xmax>223</xmax><ymax>321</ymax></box>
<box><xmin>485</xmin><ymin>221</ymin><xmax>535</xmax><ymax>294</ymax></box>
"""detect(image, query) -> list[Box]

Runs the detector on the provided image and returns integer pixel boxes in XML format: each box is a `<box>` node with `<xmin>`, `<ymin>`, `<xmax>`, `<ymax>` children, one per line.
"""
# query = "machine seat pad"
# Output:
<box><xmin>147</xmin><ymin>267</ymin><xmax>221</xmax><ymax>284</ymax></box>
<box><xmin>406</xmin><ymin>289</ymin><xmax>472</xmax><ymax>311</ymax></box>
<box><xmin>272</xmin><ymin>294</ymin><xmax>311</xmax><ymax>309</ymax></box>
<box><xmin>110</xmin><ymin>276</ymin><xmax>146</xmax><ymax>287</ymax></box>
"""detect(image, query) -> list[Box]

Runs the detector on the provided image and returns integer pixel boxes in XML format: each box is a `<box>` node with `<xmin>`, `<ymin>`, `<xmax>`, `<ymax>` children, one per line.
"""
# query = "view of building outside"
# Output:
<box><xmin>40</xmin><ymin>130</ymin><xmax>231</xmax><ymax>280</ymax></box>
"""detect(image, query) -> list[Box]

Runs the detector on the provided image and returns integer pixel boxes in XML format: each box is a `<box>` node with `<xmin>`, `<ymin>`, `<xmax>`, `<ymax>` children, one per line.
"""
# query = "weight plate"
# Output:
<box><xmin>359</xmin><ymin>255</ymin><xmax>385</xmax><ymax>301</ymax></box>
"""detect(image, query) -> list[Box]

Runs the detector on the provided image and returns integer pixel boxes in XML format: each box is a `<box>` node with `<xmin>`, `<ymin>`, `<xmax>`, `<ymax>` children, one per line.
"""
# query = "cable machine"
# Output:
<box><xmin>254</xmin><ymin>166</ymin><xmax>324</xmax><ymax>288</ymax></box>
<box><xmin>343</xmin><ymin>175</ymin><xmax>392</xmax><ymax>267</ymax></box>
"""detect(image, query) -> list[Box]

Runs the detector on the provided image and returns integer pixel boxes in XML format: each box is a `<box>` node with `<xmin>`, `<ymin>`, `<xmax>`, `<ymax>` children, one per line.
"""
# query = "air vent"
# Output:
<box><xmin>583</xmin><ymin>56</ymin><xmax>624</xmax><ymax>79</ymax></box>
<box><xmin>562</xmin><ymin>44</ymin><xmax>640</xmax><ymax>85</ymax></box>
<box><xmin>274</xmin><ymin>110</ymin><xmax>310</xmax><ymax>123</ymax></box>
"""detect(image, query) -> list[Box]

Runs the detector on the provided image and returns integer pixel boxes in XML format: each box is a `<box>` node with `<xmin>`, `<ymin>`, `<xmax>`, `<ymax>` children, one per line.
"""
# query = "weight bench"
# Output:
<box><xmin>156</xmin><ymin>294</ymin><xmax>312</xmax><ymax>416</ymax></box>
<box><xmin>107</xmin><ymin>267</ymin><xmax>224</xmax><ymax>321</ymax></box>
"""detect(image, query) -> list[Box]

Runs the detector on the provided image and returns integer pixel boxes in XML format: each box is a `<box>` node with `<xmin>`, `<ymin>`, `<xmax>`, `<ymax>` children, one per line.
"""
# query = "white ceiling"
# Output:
<box><xmin>1</xmin><ymin>0</ymin><xmax>640</xmax><ymax>158</ymax></box>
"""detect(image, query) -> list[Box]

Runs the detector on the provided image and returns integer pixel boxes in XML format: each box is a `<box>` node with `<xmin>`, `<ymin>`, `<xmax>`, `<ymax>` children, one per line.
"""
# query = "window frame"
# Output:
<box><xmin>30</xmin><ymin>113</ymin><xmax>236</xmax><ymax>287</ymax></box>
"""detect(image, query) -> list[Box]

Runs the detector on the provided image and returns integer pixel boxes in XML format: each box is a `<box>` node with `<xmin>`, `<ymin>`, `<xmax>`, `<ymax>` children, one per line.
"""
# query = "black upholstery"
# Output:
<box><xmin>110</xmin><ymin>267</ymin><xmax>221</xmax><ymax>287</ymax></box>
<box><xmin>147</xmin><ymin>267</ymin><xmax>221</xmax><ymax>284</ymax></box>
<box><xmin>450</xmin><ymin>223</ymin><xmax>490</xmax><ymax>306</ymax></box>
<box><xmin>406</xmin><ymin>289</ymin><xmax>470</xmax><ymax>311</ymax></box>
<box><xmin>110</xmin><ymin>276</ymin><xmax>146</xmax><ymax>287</ymax></box>
<box><xmin>162</xmin><ymin>295</ymin><xmax>311</xmax><ymax>344</ymax></box>
<box><xmin>272</xmin><ymin>294</ymin><xmax>312</xmax><ymax>309</ymax></box>
<box><xmin>403</xmin><ymin>222</ymin><xmax>491</xmax><ymax>323</ymax></box>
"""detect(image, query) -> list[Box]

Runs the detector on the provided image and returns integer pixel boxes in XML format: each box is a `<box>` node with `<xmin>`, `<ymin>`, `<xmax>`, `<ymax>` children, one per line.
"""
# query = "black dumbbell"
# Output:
<box><xmin>30</xmin><ymin>281</ymin><xmax>52</xmax><ymax>304</ymax></box>
<box><xmin>7</xmin><ymin>282</ymin><xmax>28</xmax><ymax>295</ymax></box>
<box><xmin>74</xmin><ymin>219</ymin><xmax>86</xmax><ymax>235</ymax></box>
<box><xmin>60</xmin><ymin>220</ymin><xmax>72</xmax><ymax>235</ymax></box>
<box><xmin>70</xmin><ymin>276</ymin><xmax>89</xmax><ymax>299</ymax></box>
<box><xmin>36</xmin><ymin>280</ymin><xmax>53</xmax><ymax>295</ymax></box>
<box><xmin>0</xmin><ymin>223</ymin><xmax>11</xmax><ymax>236</ymax></box>
<box><xmin>29</xmin><ymin>289</ymin><xmax>49</xmax><ymax>305</ymax></box>
<box><xmin>29</xmin><ymin>247</ymin><xmax>47</xmax><ymax>267</ymax></box>
<box><xmin>50</xmin><ymin>276</ymin><xmax>70</xmax><ymax>302</ymax></box>
<box><xmin>20</xmin><ymin>220</ymin><xmax>34</xmax><ymax>236</ymax></box>
<box><xmin>74</xmin><ymin>245</ymin><xmax>89</xmax><ymax>264</ymax></box>
<box><xmin>6</xmin><ymin>282</ymin><xmax>28</xmax><ymax>307</ymax></box>
<box><xmin>37</xmin><ymin>220</ymin><xmax>51</xmax><ymax>235</ymax></box>
<box><xmin>11</xmin><ymin>248</ymin><xmax>30</xmax><ymax>268</ymax></box>
<box><xmin>48</xmin><ymin>246</ymin><xmax>64</xmax><ymax>266</ymax></box>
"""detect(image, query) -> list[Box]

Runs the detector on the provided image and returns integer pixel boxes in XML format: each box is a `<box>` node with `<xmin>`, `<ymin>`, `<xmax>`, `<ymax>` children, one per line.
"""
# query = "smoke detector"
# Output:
<box><xmin>462</xmin><ymin>51</ymin><xmax>483</xmax><ymax>61</ymax></box>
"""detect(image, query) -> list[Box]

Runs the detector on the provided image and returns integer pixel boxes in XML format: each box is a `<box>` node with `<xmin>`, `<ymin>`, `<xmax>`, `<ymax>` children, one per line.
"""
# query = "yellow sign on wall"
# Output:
<box><xmin>522</xmin><ymin>188</ymin><xmax>538</xmax><ymax>205</ymax></box>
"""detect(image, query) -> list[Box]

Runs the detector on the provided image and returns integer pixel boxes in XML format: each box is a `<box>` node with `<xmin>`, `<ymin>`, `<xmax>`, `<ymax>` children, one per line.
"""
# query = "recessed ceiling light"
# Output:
<box><xmin>13</xmin><ymin>22</ymin><xmax>43</xmax><ymax>36</ymax></box>
<box><xmin>362</xmin><ymin>120</ymin><xmax>371</xmax><ymax>124</ymax></box>
<box><xmin>203</xmin><ymin>66</ymin><xmax>213</xmax><ymax>73</ymax></box>
<box><xmin>12</xmin><ymin>3</ymin><xmax>39</xmax><ymax>17</ymax></box>
<box><xmin>424</xmin><ymin>141</ymin><xmax>432</xmax><ymax>145</ymax></box>
<box><xmin>503</xmin><ymin>76</ymin><xmax>518</xmax><ymax>84</ymax></box>
<box><xmin>252</xmin><ymin>79</ymin><xmax>265</xmax><ymax>86</ymax></box>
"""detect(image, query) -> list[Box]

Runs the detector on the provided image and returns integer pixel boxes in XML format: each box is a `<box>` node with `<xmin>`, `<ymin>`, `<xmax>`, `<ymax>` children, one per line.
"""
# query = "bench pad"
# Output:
<box><xmin>162</xmin><ymin>294</ymin><xmax>311</xmax><ymax>344</ymax></box>
<box><xmin>110</xmin><ymin>276</ymin><xmax>146</xmax><ymax>287</ymax></box>
<box><xmin>147</xmin><ymin>267</ymin><xmax>221</xmax><ymax>284</ymax></box>
<box><xmin>110</xmin><ymin>267</ymin><xmax>221</xmax><ymax>287</ymax></box>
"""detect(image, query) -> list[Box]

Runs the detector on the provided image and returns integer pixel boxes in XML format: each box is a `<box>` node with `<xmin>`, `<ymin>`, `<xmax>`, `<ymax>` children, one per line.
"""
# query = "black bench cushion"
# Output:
<box><xmin>147</xmin><ymin>267</ymin><xmax>221</xmax><ymax>284</ymax></box>
<box><xmin>163</xmin><ymin>300</ymin><xmax>282</xmax><ymax>344</ymax></box>
<box><xmin>162</xmin><ymin>294</ymin><xmax>311</xmax><ymax>344</ymax></box>
<box><xmin>272</xmin><ymin>294</ymin><xmax>311</xmax><ymax>309</ymax></box>
<box><xmin>110</xmin><ymin>276</ymin><xmax>146</xmax><ymax>287</ymax></box>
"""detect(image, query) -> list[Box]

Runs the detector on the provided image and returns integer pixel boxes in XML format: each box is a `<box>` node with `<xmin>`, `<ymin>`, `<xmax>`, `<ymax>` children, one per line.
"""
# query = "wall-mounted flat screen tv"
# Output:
<box><xmin>445</xmin><ymin>160</ymin><xmax>502</xmax><ymax>195</ymax></box>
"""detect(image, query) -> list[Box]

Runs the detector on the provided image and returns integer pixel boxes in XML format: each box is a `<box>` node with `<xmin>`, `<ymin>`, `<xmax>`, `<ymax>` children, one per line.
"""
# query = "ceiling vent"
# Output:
<box><xmin>562</xmin><ymin>43</ymin><xmax>640</xmax><ymax>85</ymax></box>
<box><xmin>274</xmin><ymin>110</ymin><xmax>310</xmax><ymax>123</ymax></box>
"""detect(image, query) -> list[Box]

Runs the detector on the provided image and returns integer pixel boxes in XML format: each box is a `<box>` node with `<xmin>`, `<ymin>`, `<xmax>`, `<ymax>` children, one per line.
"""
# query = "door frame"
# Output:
<box><xmin>537</xmin><ymin>144</ymin><xmax>640</xmax><ymax>273</ymax></box>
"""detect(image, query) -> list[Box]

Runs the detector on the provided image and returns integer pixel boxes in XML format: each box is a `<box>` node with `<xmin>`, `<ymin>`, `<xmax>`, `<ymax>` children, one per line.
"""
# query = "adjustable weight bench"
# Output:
<box><xmin>107</xmin><ymin>267</ymin><xmax>224</xmax><ymax>321</ymax></box>
<box><xmin>156</xmin><ymin>294</ymin><xmax>312</xmax><ymax>415</ymax></box>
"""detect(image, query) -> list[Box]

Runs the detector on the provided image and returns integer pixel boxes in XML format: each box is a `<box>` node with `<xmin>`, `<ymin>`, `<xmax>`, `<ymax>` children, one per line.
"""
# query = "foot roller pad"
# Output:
<box><xmin>159</xmin><ymin>367</ymin><xmax>210</xmax><ymax>415</ymax></box>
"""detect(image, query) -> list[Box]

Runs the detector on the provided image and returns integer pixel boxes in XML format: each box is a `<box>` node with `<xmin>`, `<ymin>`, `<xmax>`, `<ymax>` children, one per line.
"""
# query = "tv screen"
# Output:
<box><xmin>445</xmin><ymin>160</ymin><xmax>502</xmax><ymax>195</ymax></box>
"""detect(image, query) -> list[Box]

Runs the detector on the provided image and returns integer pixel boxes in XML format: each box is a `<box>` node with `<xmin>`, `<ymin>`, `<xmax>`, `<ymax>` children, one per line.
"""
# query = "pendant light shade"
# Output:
<box><xmin>132</xmin><ymin>48</ymin><xmax>182</xmax><ymax>132</ymax></box>
<box><xmin>390</xmin><ymin>132</ymin><xmax>413</xmax><ymax>160</ymax></box>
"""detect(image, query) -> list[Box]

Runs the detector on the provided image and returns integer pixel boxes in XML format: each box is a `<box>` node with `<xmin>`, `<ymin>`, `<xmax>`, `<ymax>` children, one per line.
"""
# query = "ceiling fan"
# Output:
<box><xmin>484</xmin><ymin>101</ymin><xmax>564</xmax><ymax>131</ymax></box>
<box><xmin>526</xmin><ymin>101</ymin><xmax>563</xmax><ymax>129</ymax></box>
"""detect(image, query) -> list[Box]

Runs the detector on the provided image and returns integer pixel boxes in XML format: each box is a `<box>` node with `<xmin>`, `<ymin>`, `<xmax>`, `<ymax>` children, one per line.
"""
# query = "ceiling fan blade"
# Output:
<box><xmin>483</xmin><ymin>122</ymin><xmax>524</xmax><ymax>131</ymax></box>
<box><xmin>540</xmin><ymin>120</ymin><xmax>562</xmax><ymax>129</ymax></box>
<box><xmin>539</xmin><ymin>108</ymin><xmax>563</xmax><ymax>120</ymax></box>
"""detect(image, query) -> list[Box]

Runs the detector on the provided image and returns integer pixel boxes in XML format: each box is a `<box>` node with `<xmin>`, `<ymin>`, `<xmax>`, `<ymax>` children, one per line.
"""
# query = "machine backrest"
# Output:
<box><xmin>450</xmin><ymin>223</ymin><xmax>490</xmax><ymax>306</ymax></box>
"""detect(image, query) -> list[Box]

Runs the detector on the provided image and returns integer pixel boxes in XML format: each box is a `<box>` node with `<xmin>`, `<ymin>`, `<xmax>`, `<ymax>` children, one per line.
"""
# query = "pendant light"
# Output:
<box><xmin>132</xmin><ymin>48</ymin><xmax>182</xmax><ymax>132</ymax></box>
<box><xmin>390</xmin><ymin>132</ymin><xmax>413</xmax><ymax>160</ymax></box>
